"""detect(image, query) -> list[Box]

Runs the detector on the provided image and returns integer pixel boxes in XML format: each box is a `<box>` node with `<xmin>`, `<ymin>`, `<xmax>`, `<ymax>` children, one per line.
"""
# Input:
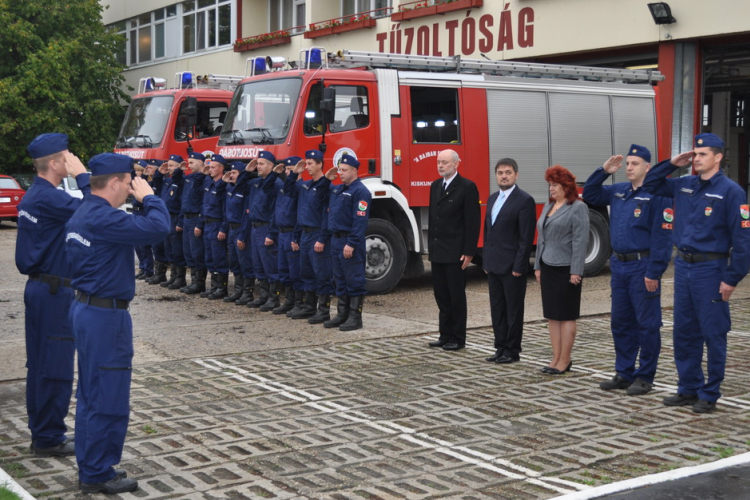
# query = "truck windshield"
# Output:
<box><xmin>116</xmin><ymin>95</ymin><xmax>174</xmax><ymax>148</ymax></box>
<box><xmin>220</xmin><ymin>78</ymin><xmax>302</xmax><ymax>145</ymax></box>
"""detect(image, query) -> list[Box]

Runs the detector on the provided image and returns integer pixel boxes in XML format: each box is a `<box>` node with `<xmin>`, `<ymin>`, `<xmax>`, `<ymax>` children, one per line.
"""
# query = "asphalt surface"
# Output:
<box><xmin>3</xmin><ymin>221</ymin><xmax>750</xmax><ymax>499</ymax></box>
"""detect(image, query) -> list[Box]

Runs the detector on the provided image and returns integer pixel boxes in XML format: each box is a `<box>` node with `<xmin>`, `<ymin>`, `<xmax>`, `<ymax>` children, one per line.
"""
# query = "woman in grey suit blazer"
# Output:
<box><xmin>534</xmin><ymin>166</ymin><xmax>590</xmax><ymax>375</ymax></box>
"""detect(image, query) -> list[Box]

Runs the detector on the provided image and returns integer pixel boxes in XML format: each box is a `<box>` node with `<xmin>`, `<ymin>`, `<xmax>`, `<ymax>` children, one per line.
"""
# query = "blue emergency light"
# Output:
<box><xmin>181</xmin><ymin>72</ymin><xmax>193</xmax><ymax>88</ymax></box>
<box><xmin>253</xmin><ymin>57</ymin><xmax>267</xmax><ymax>75</ymax></box>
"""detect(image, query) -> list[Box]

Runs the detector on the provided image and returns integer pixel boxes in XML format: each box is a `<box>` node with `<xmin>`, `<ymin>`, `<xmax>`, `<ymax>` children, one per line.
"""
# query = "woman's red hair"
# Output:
<box><xmin>545</xmin><ymin>165</ymin><xmax>578</xmax><ymax>204</ymax></box>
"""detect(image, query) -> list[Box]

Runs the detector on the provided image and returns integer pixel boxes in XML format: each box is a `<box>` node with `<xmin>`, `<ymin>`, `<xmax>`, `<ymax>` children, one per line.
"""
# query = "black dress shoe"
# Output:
<box><xmin>442</xmin><ymin>343</ymin><xmax>465</xmax><ymax>351</ymax></box>
<box><xmin>30</xmin><ymin>439</ymin><xmax>75</xmax><ymax>457</ymax></box>
<box><xmin>486</xmin><ymin>352</ymin><xmax>502</xmax><ymax>362</ymax></box>
<box><xmin>495</xmin><ymin>355</ymin><xmax>520</xmax><ymax>364</ymax></box>
<box><xmin>540</xmin><ymin>366</ymin><xmax>555</xmax><ymax>373</ymax></box>
<box><xmin>544</xmin><ymin>367</ymin><xmax>564</xmax><ymax>375</ymax></box>
<box><xmin>80</xmin><ymin>476</ymin><xmax>138</xmax><ymax>494</ymax></box>
<box><xmin>79</xmin><ymin>469</ymin><xmax>127</xmax><ymax>487</ymax></box>
<box><xmin>428</xmin><ymin>340</ymin><xmax>447</xmax><ymax>348</ymax></box>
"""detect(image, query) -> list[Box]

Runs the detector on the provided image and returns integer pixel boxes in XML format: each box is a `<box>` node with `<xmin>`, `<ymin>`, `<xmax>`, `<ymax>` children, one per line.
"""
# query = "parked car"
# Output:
<box><xmin>12</xmin><ymin>173</ymin><xmax>33</xmax><ymax>191</ymax></box>
<box><xmin>57</xmin><ymin>175</ymin><xmax>83</xmax><ymax>199</ymax></box>
<box><xmin>0</xmin><ymin>175</ymin><xmax>25</xmax><ymax>224</ymax></box>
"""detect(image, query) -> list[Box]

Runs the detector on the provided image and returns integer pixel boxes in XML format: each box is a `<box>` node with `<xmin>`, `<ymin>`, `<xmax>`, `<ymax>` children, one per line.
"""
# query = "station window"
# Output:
<box><xmin>410</xmin><ymin>87</ymin><xmax>460</xmax><ymax>144</ymax></box>
<box><xmin>269</xmin><ymin>0</ymin><xmax>306</xmax><ymax>34</ymax></box>
<box><xmin>183</xmin><ymin>0</ymin><xmax>232</xmax><ymax>53</ymax></box>
<box><xmin>343</xmin><ymin>0</ymin><xmax>391</xmax><ymax>17</ymax></box>
<box><xmin>109</xmin><ymin>4</ymin><xmax>181</xmax><ymax>67</ymax></box>
<box><xmin>174</xmin><ymin>101</ymin><xmax>229</xmax><ymax>141</ymax></box>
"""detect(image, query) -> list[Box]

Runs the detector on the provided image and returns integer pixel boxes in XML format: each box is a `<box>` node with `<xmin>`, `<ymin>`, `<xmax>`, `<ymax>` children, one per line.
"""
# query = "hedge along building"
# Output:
<box><xmin>101</xmin><ymin>0</ymin><xmax>750</xmax><ymax>190</ymax></box>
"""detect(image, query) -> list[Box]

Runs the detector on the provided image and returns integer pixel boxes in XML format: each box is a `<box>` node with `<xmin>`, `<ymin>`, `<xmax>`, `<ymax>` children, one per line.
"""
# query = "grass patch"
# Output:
<box><xmin>711</xmin><ymin>446</ymin><xmax>734</xmax><ymax>459</ymax></box>
<box><xmin>0</xmin><ymin>483</ymin><xmax>24</xmax><ymax>500</ymax></box>
<box><xmin>142</xmin><ymin>425</ymin><xmax>158</xmax><ymax>435</ymax></box>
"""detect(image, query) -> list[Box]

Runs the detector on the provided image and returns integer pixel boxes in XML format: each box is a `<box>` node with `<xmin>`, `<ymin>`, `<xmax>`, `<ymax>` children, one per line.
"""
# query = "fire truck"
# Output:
<box><xmin>114</xmin><ymin>72</ymin><xmax>243</xmax><ymax>160</ymax></box>
<box><xmin>217</xmin><ymin>48</ymin><xmax>664</xmax><ymax>294</ymax></box>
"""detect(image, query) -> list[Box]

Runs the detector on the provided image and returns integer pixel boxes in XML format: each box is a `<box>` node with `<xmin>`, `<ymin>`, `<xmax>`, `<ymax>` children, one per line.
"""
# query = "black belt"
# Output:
<box><xmin>302</xmin><ymin>226</ymin><xmax>320</xmax><ymax>233</ymax></box>
<box><xmin>169</xmin><ymin>212</ymin><xmax>180</xmax><ymax>217</ymax></box>
<box><xmin>279</xmin><ymin>226</ymin><xmax>294</xmax><ymax>233</ymax></box>
<box><xmin>29</xmin><ymin>273</ymin><xmax>72</xmax><ymax>294</ymax></box>
<box><xmin>205</xmin><ymin>217</ymin><xmax>222</xmax><ymax>223</ymax></box>
<box><xmin>253</xmin><ymin>221</ymin><xmax>269</xmax><ymax>228</ymax></box>
<box><xmin>132</xmin><ymin>207</ymin><xmax>144</xmax><ymax>213</ymax></box>
<box><xmin>184</xmin><ymin>212</ymin><xmax>199</xmax><ymax>219</ymax></box>
<box><xmin>75</xmin><ymin>291</ymin><xmax>129</xmax><ymax>310</ymax></box>
<box><xmin>677</xmin><ymin>250</ymin><xmax>729</xmax><ymax>263</ymax></box>
<box><xmin>333</xmin><ymin>231</ymin><xmax>349</xmax><ymax>238</ymax></box>
<box><xmin>614</xmin><ymin>250</ymin><xmax>650</xmax><ymax>262</ymax></box>
<box><xmin>229</xmin><ymin>222</ymin><xmax>241</xmax><ymax>229</ymax></box>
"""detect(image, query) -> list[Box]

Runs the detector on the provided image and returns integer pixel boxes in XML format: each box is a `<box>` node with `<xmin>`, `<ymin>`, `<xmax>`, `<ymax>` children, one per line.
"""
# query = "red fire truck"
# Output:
<box><xmin>217</xmin><ymin>48</ymin><xmax>664</xmax><ymax>294</ymax></box>
<box><xmin>114</xmin><ymin>72</ymin><xmax>243</xmax><ymax>160</ymax></box>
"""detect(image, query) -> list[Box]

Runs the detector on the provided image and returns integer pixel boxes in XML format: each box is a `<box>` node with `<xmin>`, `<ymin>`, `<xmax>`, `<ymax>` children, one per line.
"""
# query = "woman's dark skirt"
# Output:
<box><xmin>540</xmin><ymin>259</ymin><xmax>582</xmax><ymax>321</ymax></box>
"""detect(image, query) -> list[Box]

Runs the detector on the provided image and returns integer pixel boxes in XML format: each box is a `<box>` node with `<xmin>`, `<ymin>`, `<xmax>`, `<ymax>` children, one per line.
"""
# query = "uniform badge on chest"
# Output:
<box><xmin>634</xmin><ymin>208</ymin><xmax>641</xmax><ymax>218</ymax></box>
<box><xmin>705</xmin><ymin>206</ymin><xmax>713</xmax><ymax>217</ymax></box>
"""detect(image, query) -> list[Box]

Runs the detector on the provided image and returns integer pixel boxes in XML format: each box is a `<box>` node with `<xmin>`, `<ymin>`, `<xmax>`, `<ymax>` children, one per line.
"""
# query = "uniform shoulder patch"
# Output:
<box><xmin>357</xmin><ymin>211</ymin><xmax>367</xmax><ymax>216</ymax></box>
<box><xmin>358</xmin><ymin>200</ymin><xmax>368</xmax><ymax>211</ymax></box>
<box><xmin>663</xmin><ymin>208</ymin><xmax>674</xmax><ymax>223</ymax></box>
<box><xmin>741</xmin><ymin>204</ymin><xmax>749</xmax><ymax>220</ymax></box>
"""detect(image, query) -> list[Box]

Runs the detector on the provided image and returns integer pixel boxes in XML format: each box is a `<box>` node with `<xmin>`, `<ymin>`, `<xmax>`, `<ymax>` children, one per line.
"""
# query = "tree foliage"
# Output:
<box><xmin>0</xmin><ymin>0</ymin><xmax>129</xmax><ymax>172</ymax></box>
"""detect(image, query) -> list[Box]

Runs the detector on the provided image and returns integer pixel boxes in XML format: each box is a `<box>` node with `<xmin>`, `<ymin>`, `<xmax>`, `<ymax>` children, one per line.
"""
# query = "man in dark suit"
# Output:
<box><xmin>483</xmin><ymin>158</ymin><xmax>537</xmax><ymax>363</ymax></box>
<box><xmin>428</xmin><ymin>149</ymin><xmax>481</xmax><ymax>351</ymax></box>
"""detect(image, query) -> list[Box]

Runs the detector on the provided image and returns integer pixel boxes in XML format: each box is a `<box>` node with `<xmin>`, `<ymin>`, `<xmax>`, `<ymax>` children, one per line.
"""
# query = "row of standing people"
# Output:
<box><xmin>133</xmin><ymin>149</ymin><xmax>371</xmax><ymax>332</ymax></box>
<box><xmin>428</xmin><ymin>135</ymin><xmax>750</xmax><ymax>416</ymax></box>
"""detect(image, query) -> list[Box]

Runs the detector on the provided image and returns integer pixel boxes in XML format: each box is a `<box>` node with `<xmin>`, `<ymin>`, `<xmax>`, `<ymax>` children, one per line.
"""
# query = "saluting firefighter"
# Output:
<box><xmin>324</xmin><ymin>154</ymin><xmax>371</xmax><ymax>331</ymax></box>
<box><xmin>225</xmin><ymin>160</ymin><xmax>258</xmax><ymax>305</ymax></box>
<box><xmin>200</xmin><ymin>154</ymin><xmax>230</xmax><ymax>299</ymax></box>
<box><xmin>132</xmin><ymin>160</ymin><xmax>154</xmax><ymax>280</ymax></box>
<box><xmin>160</xmin><ymin>154</ymin><xmax>186</xmax><ymax>289</ymax></box>
<box><xmin>178</xmin><ymin>151</ymin><xmax>209</xmax><ymax>294</ymax></box>
<box><xmin>145</xmin><ymin>159</ymin><xmax>170</xmax><ymax>284</ymax></box>
<box><xmin>583</xmin><ymin>145</ymin><xmax>672</xmax><ymax>396</ymax></box>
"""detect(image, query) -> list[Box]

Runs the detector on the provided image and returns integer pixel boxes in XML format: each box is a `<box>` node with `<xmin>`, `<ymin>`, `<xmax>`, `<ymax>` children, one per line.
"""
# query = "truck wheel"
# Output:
<box><xmin>365</xmin><ymin>218</ymin><xmax>407</xmax><ymax>295</ymax></box>
<box><xmin>584</xmin><ymin>209</ymin><xmax>610</xmax><ymax>277</ymax></box>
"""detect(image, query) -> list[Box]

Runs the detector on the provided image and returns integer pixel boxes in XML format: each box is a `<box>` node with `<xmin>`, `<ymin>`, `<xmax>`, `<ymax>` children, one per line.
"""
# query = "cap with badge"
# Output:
<box><xmin>695</xmin><ymin>133</ymin><xmax>725</xmax><ymax>150</ymax></box>
<box><xmin>89</xmin><ymin>153</ymin><xmax>134</xmax><ymax>176</ymax></box>
<box><xmin>626</xmin><ymin>144</ymin><xmax>651</xmax><ymax>163</ymax></box>
<box><xmin>258</xmin><ymin>151</ymin><xmax>276</xmax><ymax>164</ymax></box>
<box><xmin>305</xmin><ymin>150</ymin><xmax>323</xmax><ymax>161</ymax></box>
<box><xmin>134</xmin><ymin>160</ymin><xmax>148</xmax><ymax>168</ymax></box>
<box><xmin>146</xmin><ymin>159</ymin><xmax>164</xmax><ymax>167</ymax></box>
<box><xmin>339</xmin><ymin>154</ymin><xmax>360</xmax><ymax>169</ymax></box>
<box><xmin>169</xmin><ymin>154</ymin><xmax>184</xmax><ymax>163</ymax></box>
<box><xmin>188</xmin><ymin>152</ymin><xmax>205</xmax><ymax>162</ymax></box>
<box><xmin>28</xmin><ymin>133</ymin><xmax>69</xmax><ymax>159</ymax></box>
<box><xmin>283</xmin><ymin>156</ymin><xmax>302</xmax><ymax>166</ymax></box>
<box><xmin>211</xmin><ymin>154</ymin><xmax>227</xmax><ymax>165</ymax></box>
<box><xmin>230</xmin><ymin>161</ymin><xmax>245</xmax><ymax>171</ymax></box>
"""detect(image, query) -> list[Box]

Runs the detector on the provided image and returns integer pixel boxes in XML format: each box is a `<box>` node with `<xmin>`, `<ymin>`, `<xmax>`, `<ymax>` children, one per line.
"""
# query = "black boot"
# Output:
<box><xmin>186</xmin><ymin>268</ymin><xmax>207</xmax><ymax>294</ymax></box>
<box><xmin>224</xmin><ymin>275</ymin><xmax>244</xmax><ymax>302</ymax></box>
<box><xmin>168</xmin><ymin>265</ymin><xmax>187</xmax><ymax>290</ymax></box>
<box><xmin>324</xmin><ymin>295</ymin><xmax>350</xmax><ymax>329</ymax></box>
<box><xmin>235</xmin><ymin>280</ymin><xmax>255</xmax><ymax>305</ymax></box>
<box><xmin>200</xmin><ymin>273</ymin><xmax>218</xmax><ymax>298</ymax></box>
<box><xmin>180</xmin><ymin>268</ymin><xmax>196</xmax><ymax>293</ymax></box>
<box><xmin>147</xmin><ymin>262</ymin><xmax>166</xmax><ymax>285</ymax></box>
<box><xmin>248</xmin><ymin>279</ymin><xmax>269</xmax><ymax>308</ymax></box>
<box><xmin>273</xmin><ymin>285</ymin><xmax>296</xmax><ymax>315</ymax></box>
<box><xmin>291</xmin><ymin>291</ymin><xmax>317</xmax><ymax>319</ymax></box>
<box><xmin>160</xmin><ymin>263</ymin><xmax>177</xmax><ymax>287</ymax></box>
<box><xmin>208</xmin><ymin>273</ymin><xmax>229</xmax><ymax>299</ymax></box>
<box><xmin>339</xmin><ymin>296</ymin><xmax>364</xmax><ymax>331</ymax></box>
<box><xmin>308</xmin><ymin>294</ymin><xmax>331</xmax><ymax>324</ymax></box>
<box><xmin>260</xmin><ymin>282</ymin><xmax>281</xmax><ymax>311</ymax></box>
<box><xmin>135</xmin><ymin>270</ymin><xmax>146</xmax><ymax>279</ymax></box>
<box><xmin>286</xmin><ymin>289</ymin><xmax>305</xmax><ymax>317</ymax></box>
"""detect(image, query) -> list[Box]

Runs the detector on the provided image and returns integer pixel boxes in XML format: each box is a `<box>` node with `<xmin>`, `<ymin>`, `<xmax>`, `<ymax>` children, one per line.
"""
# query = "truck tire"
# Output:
<box><xmin>584</xmin><ymin>209</ymin><xmax>610</xmax><ymax>277</ymax></box>
<box><xmin>365</xmin><ymin>218</ymin><xmax>407</xmax><ymax>295</ymax></box>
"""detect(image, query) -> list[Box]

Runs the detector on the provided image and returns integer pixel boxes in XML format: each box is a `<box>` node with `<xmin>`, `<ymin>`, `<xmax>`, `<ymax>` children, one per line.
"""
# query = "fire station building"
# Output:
<box><xmin>101</xmin><ymin>0</ymin><xmax>750</xmax><ymax>191</ymax></box>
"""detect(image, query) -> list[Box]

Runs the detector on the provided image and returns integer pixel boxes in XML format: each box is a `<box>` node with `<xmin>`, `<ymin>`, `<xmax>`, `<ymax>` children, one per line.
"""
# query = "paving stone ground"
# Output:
<box><xmin>3</xmin><ymin>302</ymin><xmax>750</xmax><ymax>499</ymax></box>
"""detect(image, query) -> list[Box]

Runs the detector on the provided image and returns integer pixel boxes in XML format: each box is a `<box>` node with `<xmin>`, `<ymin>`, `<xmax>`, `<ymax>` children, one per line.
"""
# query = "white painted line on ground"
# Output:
<box><xmin>196</xmin><ymin>357</ymin><xmax>583</xmax><ymax>495</ymax></box>
<box><xmin>0</xmin><ymin>468</ymin><xmax>36</xmax><ymax>500</ymax></box>
<box><xmin>548</xmin><ymin>451</ymin><xmax>750</xmax><ymax>500</ymax></box>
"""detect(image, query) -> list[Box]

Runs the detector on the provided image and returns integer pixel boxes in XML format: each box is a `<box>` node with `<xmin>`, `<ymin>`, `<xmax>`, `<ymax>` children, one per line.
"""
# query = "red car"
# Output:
<box><xmin>0</xmin><ymin>175</ymin><xmax>25</xmax><ymax>224</ymax></box>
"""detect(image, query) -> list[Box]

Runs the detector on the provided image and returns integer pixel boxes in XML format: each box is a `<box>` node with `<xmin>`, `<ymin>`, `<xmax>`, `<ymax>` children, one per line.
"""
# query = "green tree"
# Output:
<box><xmin>0</xmin><ymin>0</ymin><xmax>129</xmax><ymax>173</ymax></box>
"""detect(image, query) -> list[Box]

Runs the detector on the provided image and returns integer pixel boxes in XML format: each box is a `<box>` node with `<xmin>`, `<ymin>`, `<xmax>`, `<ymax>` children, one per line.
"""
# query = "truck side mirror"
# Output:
<box><xmin>186</xmin><ymin>97</ymin><xmax>198</xmax><ymax>128</ymax></box>
<box><xmin>320</xmin><ymin>87</ymin><xmax>335</xmax><ymax>125</ymax></box>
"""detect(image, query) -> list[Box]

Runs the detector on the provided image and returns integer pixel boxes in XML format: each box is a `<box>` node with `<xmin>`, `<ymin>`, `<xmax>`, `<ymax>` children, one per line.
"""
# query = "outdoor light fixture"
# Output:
<box><xmin>648</xmin><ymin>2</ymin><xmax>676</xmax><ymax>24</ymax></box>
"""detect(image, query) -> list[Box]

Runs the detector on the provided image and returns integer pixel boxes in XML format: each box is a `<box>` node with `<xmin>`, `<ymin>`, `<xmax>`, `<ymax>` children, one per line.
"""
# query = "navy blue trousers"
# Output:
<box><xmin>673</xmin><ymin>258</ymin><xmax>731</xmax><ymax>402</ymax></box>
<box><xmin>134</xmin><ymin>245</ymin><xmax>153</xmax><ymax>274</ymax></box>
<box><xmin>251</xmin><ymin>224</ymin><xmax>278</xmax><ymax>282</ymax></box>
<box><xmin>24</xmin><ymin>280</ymin><xmax>74</xmax><ymax>447</ymax></box>
<box><xmin>204</xmin><ymin>221</ymin><xmax>228</xmax><ymax>274</ymax></box>
<box><xmin>331</xmin><ymin>235</ymin><xmax>366</xmax><ymax>296</ymax></box>
<box><xmin>299</xmin><ymin>230</ymin><xmax>333</xmax><ymax>294</ymax></box>
<box><xmin>229</xmin><ymin>227</ymin><xmax>254</xmax><ymax>278</ymax></box>
<box><xmin>610</xmin><ymin>257</ymin><xmax>662</xmax><ymax>384</ymax></box>
<box><xmin>164</xmin><ymin>214</ymin><xmax>185</xmax><ymax>266</ymax></box>
<box><xmin>70</xmin><ymin>301</ymin><xmax>132</xmax><ymax>484</ymax></box>
<box><xmin>182</xmin><ymin>216</ymin><xmax>205</xmax><ymax>270</ymax></box>
<box><xmin>278</xmin><ymin>231</ymin><xmax>301</xmax><ymax>288</ymax></box>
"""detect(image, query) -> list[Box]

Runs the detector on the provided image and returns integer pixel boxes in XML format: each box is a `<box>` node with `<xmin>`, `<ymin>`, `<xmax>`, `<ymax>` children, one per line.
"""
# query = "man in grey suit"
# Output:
<box><xmin>483</xmin><ymin>159</ymin><xmax>537</xmax><ymax>364</ymax></box>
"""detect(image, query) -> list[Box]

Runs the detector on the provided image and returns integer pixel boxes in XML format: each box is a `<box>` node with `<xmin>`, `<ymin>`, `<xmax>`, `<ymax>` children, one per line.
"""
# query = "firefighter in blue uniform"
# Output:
<box><xmin>643</xmin><ymin>133</ymin><xmax>750</xmax><ymax>413</ymax></box>
<box><xmin>15</xmin><ymin>133</ymin><xmax>89</xmax><ymax>457</ymax></box>
<box><xmin>240</xmin><ymin>151</ymin><xmax>280</xmax><ymax>309</ymax></box>
<box><xmin>285</xmin><ymin>150</ymin><xmax>333</xmax><ymax>320</ymax></box>
<box><xmin>145</xmin><ymin>160</ymin><xmax>169</xmax><ymax>284</ymax></box>
<box><xmin>159</xmin><ymin>155</ymin><xmax>186</xmax><ymax>288</ymax></box>
<box><xmin>201</xmin><ymin>154</ymin><xmax>230</xmax><ymax>299</ymax></box>
<box><xmin>66</xmin><ymin>153</ymin><xmax>169</xmax><ymax>494</ymax></box>
<box><xmin>132</xmin><ymin>160</ymin><xmax>154</xmax><ymax>280</ymax></box>
<box><xmin>583</xmin><ymin>145</ymin><xmax>672</xmax><ymax>396</ymax></box>
<box><xmin>325</xmin><ymin>154</ymin><xmax>371</xmax><ymax>331</ymax></box>
<box><xmin>270</xmin><ymin>156</ymin><xmax>303</xmax><ymax>314</ymax></box>
<box><xmin>178</xmin><ymin>152</ymin><xmax>208</xmax><ymax>294</ymax></box>
<box><xmin>224</xmin><ymin>160</ymin><xmax>258</xmax><ymax>304</ymax></box>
